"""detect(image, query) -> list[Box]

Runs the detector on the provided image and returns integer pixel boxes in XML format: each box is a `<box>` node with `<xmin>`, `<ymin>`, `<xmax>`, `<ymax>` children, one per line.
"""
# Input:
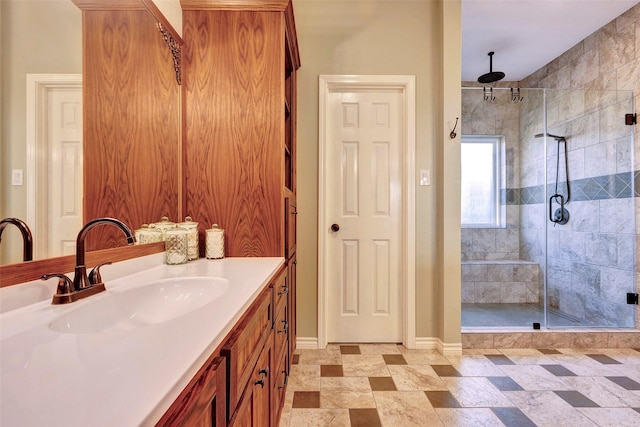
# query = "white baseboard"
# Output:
<box><xmin>296</xmin><ymin>337</ymin><xmax>320</xmax><ymax>350</ymax></box>
<box><xmin>416</xmin><ymin>337</ymin><xmax>462</xmax><ymax>355</ymax></box>
<box><xmin>414</xmin><ymin>337</ymin><xmax>439</xmax><ymax>350</ymax></box>
<box><xmin>296</xmin><ymin>336</ymin><xmax>462</xmax><ymax>355</ymax></box>
<box><xmin>439</xmin><ymin>341</ymin><xmax>463</xmax><ymax>356</ymax></box>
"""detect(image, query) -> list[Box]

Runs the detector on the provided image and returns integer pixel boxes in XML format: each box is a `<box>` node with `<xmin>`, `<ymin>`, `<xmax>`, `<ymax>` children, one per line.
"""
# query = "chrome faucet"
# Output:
<box><xmin>0</xmin><ymin>218</ymin><xmax>33</xmax><ymax>262</ymax></box>
<box><xmin>43</xmin><ymin>217</ymin><xmax>135</xmax><ymax>304</ymax></box>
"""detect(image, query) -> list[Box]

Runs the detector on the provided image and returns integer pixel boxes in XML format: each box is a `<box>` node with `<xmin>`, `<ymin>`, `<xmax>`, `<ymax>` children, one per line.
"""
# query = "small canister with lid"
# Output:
<box><xmin>206</xmin><ymin>224</ymin><xmax>224</xmax><ymax>259</ymax></box>
<box><xmin>151</xmin><ymin>216</ymin><xmax>176</xmax><ymax>241</ymax></box>
<box><xmin>178</xmin><ymin>216</ymin><xmax>199</xmax><ymax>261</ymax></box>
<box><xmin>134</xmin><ymin>224</ymin><xmax>163</xmax><ymax>245</ymax></box>
<box><xmin>165</xmin><ymin>228</ymin><xmax>189</xmax><ymax>265</ymax></box>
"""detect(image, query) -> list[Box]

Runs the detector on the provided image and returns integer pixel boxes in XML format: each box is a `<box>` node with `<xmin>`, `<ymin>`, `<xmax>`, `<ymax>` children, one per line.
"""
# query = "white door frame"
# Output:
<box><xmin>318</xmin><ymin>75</ymin><xmax>416</xmax><ymax>349</ymax></box>
<box><xmin>26</xmin><ymin>74</ymin><xmax>82</xmax><ymax>259</ymax></box>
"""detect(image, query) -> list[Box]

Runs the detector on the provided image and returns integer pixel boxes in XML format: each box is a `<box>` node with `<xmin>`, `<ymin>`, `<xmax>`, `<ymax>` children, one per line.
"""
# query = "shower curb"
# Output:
<box><xmin>462</xmin><ymin>330</ymin><xmax>640</xmax><ymax>349</ymax></box>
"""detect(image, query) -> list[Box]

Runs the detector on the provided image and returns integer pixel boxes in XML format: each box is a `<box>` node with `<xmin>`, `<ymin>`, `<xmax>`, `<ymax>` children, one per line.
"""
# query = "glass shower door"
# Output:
<box><xmin>544</xmin><ymin>89</ymin><xmax>636</xmax><ymax>328</ymax></box>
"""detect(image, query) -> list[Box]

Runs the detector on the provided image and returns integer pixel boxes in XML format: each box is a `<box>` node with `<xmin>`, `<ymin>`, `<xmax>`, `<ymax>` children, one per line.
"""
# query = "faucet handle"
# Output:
<box><xmin>41</xmin><ymin>274</ymin><xmax>73</xmax><ymax>295</ymax></box>
<box><xmin>88</xmin><ymin>261</ymin><xmax>112</xmax><ymax>286</ymax></box>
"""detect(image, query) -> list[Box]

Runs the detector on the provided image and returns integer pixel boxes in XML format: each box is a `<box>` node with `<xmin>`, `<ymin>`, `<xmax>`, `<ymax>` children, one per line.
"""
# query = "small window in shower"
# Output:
<box><xmin>461</xmin><ymin>135</ymin><xmax>504</xmax><ymax>228</ymax></box>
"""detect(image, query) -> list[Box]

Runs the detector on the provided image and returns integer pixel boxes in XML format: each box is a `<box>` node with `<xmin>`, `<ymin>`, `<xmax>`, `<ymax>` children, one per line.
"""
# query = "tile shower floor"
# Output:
<box><xmin>278</xmin><ymin>344</ymin><xmax>640</xmax><ymax>427</ymax></box>
<box><xmin>462</xmin><ymin>303</ymin><xmax>593</xmax><ymax>328</ymax></box>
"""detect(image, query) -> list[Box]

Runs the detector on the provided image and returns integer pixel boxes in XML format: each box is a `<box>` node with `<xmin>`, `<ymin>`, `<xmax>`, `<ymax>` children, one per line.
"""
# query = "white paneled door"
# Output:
<box><xmin>326</xmin><ymin>89</ymin><xmax>403</xmax><ymax>343</ymax></box>
<box><xmin>47</xmin><ymin>87</ymin><xmax>83</xmax><ymax>256</ymax></box>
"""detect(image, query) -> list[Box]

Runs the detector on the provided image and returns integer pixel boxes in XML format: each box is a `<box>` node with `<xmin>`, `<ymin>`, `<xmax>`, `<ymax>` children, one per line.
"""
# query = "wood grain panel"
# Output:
<box><xmin>183</xmin><ymin>10</ymin><xmax>284</xmax><ymax>257</ymax></box>
<box><xmin>0</xmin><ymin>242</ymin><xmax>164</xmax><ymax>288</ymax></box>
<box><xmin>82</xmin><ymin>9</ymin><xmax>180</xmax><ymax>251</ymax></box>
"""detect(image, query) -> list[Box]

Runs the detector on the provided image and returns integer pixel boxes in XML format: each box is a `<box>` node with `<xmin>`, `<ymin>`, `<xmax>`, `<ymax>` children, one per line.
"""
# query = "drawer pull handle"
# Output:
<box><xmin>278</xmin><ymin>320</ymin><xmax>288</xmax><ymax>334</ymax></box>
<box><xmin>278</xmin><ymin>285</ymin><xmax>288</xmax><ymax>295</ymax></box>
<box><xmin>277</xmin><ymin>370</ymin><xmax>288</xmax><ymax>390</ymax></box>
<box><xmin>254</xmin><ymin>367</ymin><xmax>269</xmax><ymax>388</ymax></box>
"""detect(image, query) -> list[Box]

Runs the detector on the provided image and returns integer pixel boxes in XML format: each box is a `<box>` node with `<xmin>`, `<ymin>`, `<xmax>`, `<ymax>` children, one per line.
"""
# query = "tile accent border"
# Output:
<box><xmin>300</xmin><ymin>332</ymin><xmax>640</xmax><ymax>352</ymax></box>
<box><xmin>502</xmin><ymin>171</ymin><xmax>636</xmax><ymax>205</ymax></box>
<box><xmin>462</xmin><ymin>331</ymin><xmax>640</xmax><ymax>349</ymax></box>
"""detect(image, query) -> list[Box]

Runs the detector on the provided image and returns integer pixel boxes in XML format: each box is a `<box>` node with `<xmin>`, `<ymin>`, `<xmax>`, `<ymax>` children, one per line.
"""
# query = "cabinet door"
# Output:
<box><xmin>156</xmin><ymin>356</ymin><xmax>226</xmax><ymax>427</ymax></box>
<box><xmin>288</xmin><ymin>255</ymin><xmax>297</xmax><ymax>369</ymax></box>
<box><xmin>253</xmin><ymin>340</ymin><xmax>272</xmax><ymax>426</ymax></box>
<box><xmin>230</xmin><ymin>341</ymin><xmax>272</xmax><ymax>427</ymax></box>
<box><xmin>222</xmin><ymin>287</ymin><xmax>272</xmax><ymax>415</ymax></box>
<box><xmin>284</xmin><ymin>197</ymin><xmax>297</xmax><ymax>259</ymax></box>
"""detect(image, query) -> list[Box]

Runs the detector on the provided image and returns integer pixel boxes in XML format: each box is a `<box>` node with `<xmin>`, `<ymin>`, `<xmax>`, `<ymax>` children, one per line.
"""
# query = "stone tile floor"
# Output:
<box><xmin>278</xmin><ymin>344</ymin><xmax>640</xmax><ymax>426</ymax></box>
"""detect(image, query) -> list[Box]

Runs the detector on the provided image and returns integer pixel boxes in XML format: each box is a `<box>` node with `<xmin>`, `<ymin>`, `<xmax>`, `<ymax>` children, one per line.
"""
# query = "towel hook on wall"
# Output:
<box><xmin>511</xmin><ymin>87</ymin><xmax>523</xmax><ymax>103</ymax></box>
<box><xmin>483</xmin><ymin>87</ymin><xmax>495</xmax><ymax>102</ymax></box>
<box><xmin>449</xmin><ymin>117</ymin><xmax>459</xmax><ymax>139</ymax></box>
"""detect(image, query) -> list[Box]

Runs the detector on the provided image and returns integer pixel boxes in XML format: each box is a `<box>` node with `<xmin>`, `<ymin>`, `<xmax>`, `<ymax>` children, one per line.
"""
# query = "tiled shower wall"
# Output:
<box><xmin>460</xmin><ymin>85</ymin><xmax>522</xmax><ymax>261</ymax></box>
<box><xmin>519</xmin><ymin>3</ymin><xmax>639</xmax><ymax>327</ymax></box>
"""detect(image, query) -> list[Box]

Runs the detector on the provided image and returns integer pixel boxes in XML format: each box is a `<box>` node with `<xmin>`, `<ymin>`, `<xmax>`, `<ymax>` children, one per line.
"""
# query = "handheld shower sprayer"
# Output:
<box><xmin>534</xmin><ymin>133</ymin><xmax>570</xmax><ymax>225</ymax></box>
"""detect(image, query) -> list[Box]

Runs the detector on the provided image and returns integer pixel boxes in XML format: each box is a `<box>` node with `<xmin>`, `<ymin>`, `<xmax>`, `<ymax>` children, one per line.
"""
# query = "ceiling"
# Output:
<box><xmin>461</xmin><ymin>0</ymin><xmax>639</xmax><ymax>82</ymax></box>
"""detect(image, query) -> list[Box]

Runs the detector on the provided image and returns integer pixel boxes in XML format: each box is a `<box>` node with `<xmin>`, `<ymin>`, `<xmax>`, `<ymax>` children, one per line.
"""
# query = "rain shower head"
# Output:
<box><xmin>477</xmin><ymin>52</ymin><xmax>505</xmax><ymax>84</ymax></box>
<box><xmin>534</xmin><ymin>133</ymin><xmax>567</xmax><ymax>142</ymax></box>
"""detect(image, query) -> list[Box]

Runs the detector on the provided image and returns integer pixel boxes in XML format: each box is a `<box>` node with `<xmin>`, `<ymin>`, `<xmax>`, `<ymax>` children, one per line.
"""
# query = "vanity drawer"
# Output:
<box><xmin>222</xmin><ymin>286</ymin><xmax>272</xmax><ymax>416</ymax></box>
<box><xmin>273</xmin><ymin>301</ymin><xmax>288</xmax><ymax>366</ymax></box>
<box><xmin>272</xmin><ymin>268</ymin><xmax>288</xmax><ymax>317</ymax></box>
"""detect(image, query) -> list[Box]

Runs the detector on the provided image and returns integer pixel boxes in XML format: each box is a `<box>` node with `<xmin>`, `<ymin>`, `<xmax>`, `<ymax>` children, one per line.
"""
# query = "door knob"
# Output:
<box><xmin>331</xmin><ymin>224</ymin><xmax>340</xmax><ymax>232</ymax></box>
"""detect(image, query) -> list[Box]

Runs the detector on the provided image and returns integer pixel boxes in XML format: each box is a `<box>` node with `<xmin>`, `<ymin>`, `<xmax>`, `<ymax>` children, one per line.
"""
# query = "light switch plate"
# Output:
<box><xmin>11</xmin><ymin>169</ymin><xmax>23</xmax><ymax>186</ymax></box>
<box><xmin>419</xmin><ymin>169</ymin><xmax>430</xmax><ymax>186</ymax></box>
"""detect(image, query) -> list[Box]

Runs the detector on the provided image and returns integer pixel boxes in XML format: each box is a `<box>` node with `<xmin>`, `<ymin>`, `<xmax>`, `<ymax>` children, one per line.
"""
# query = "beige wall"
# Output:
<box><xmin>0</xmin><ymin>0</ymin><xmax>81</xmax><ymax>264</ymax></box>
<box><xmin>294</xmin><ymin>0</ymin><xmax>461</xmax><ymax>343</ymax></box>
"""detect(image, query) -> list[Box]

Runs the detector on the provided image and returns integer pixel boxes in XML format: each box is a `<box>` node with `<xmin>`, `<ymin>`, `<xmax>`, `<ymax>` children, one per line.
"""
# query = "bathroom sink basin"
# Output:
<box><xmin>49</xmin><ymin>277</ymin><xmax>230</xmax><ymax>334</ymax></box>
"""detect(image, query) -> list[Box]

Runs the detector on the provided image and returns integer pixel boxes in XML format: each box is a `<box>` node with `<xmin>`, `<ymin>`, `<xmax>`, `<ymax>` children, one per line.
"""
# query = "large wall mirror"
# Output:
<box><xmin>0</xmin><ymin>0</ymin><xmax>182</xmax><ymax>266</ymax></box>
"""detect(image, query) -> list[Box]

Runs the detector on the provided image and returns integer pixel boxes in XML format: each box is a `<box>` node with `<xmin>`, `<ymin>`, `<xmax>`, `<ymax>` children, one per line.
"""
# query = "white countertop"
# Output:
<box><xmin>0</xmin><ymin>256</ymin><xmax>284</xmax><ymax>426</ymax></box>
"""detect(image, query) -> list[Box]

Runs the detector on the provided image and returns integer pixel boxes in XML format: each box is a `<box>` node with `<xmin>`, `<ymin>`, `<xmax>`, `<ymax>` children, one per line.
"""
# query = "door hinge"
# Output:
<box><xmin>626</xmin><ymin>293</ymin><xmax>638</xmax><ymax>305</ymax></box>
<box><xmin>625</xmin><ymin>113</ymin><xmax>637</xmax><ymax>125</ymax></box>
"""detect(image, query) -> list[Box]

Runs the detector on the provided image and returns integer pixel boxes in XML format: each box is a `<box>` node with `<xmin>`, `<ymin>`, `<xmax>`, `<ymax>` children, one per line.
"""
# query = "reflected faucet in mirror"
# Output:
<box><xmin>0</xmin><ymin>218</ymin><xmax>33</xmax><ymax>262</ymax></box>
<box><xmin>42</xmin><ymin>217</ymin><xmax>136</xmax><ymax>304</ymax></box>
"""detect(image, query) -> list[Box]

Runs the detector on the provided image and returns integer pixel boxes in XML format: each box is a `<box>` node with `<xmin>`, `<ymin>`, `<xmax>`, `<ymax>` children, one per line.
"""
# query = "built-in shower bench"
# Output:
<box><xmin>461</xmin><ymin>260</ymin><xmax>541</xmax><ymax>304</ymax></box>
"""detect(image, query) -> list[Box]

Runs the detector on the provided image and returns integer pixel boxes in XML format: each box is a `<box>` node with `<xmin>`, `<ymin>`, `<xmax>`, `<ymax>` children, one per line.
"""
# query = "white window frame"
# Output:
<box><xmin>460</xmin><ymin>134</ymin><xmax>503</xmax><ymax>228</ymax></box>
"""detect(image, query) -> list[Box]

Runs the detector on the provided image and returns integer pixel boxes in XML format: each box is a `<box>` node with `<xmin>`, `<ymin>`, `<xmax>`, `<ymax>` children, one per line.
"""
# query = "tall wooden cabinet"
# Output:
<box><xmin>181</xmin><ymin>1</ymin><xmax>300</xmax><ymax>425</ymax></box>
<box><xmin>181</xmin><ymin>0</ymin><xmax>300</xmax><ymax>258</ymax></box>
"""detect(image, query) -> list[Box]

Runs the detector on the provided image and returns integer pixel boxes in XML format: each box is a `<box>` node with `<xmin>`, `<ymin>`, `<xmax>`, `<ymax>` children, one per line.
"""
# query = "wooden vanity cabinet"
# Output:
<box><xmin>156</xmin><ymin>356</ymin><xmax>226</xmax><ymax>426</ymax></box>
<box><xmin>158</xmin><ymin>267</ymin><xmax>286</xmax><ymax>427</ymax></box>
